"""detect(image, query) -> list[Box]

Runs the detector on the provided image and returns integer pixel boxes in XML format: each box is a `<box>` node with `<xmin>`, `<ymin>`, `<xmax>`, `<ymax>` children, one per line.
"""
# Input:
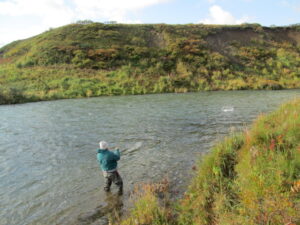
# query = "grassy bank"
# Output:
<box><xmin>1</xmin><ymin>64</ymin><xmax>298</xmax><ymax>105</ymax></box>
<box><xmin>1</xmin><ymin>23</ymin><xmax>300</xmax><ymax>104</ymax></box>
<box><xmin>120</xmin><ymin>99</ymin><xmax>300</xmax><ymax>225</ymax></box>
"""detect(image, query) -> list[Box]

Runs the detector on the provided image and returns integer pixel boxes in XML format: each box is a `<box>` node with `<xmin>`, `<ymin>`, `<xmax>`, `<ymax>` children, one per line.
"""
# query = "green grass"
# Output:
<box><xmin>121</xmin><ymin>182</ymin><xmax>172</xmax><ymax>225</ymax></box>
<box><xmin>119</xmin><ymin>99</ymin><xmax>300</xmax><ymax>225</ymax></box>
<box><xmin>1</xmin><ymin>23</ymin><xmax>300</xmax><ymax>104</ymax></box>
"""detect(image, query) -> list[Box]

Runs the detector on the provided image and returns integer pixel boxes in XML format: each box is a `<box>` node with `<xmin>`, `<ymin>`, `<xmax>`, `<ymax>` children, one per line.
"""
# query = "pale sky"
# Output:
<box><xmin>1</xmin><ymin>0</ymin><xmax>300</xmax><ymax>47</ymax></box>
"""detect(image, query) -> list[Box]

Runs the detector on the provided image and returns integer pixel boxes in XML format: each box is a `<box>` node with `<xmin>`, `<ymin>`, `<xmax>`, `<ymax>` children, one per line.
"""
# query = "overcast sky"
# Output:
<box><xmin>1</xmin><ymin>0</ymin><xmax>300</xmax><ymax>47</ymax></box>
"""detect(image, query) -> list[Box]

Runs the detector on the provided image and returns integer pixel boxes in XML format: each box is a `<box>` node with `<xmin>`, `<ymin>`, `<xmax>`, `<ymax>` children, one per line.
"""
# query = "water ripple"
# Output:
<box><xmin>0</xmin><ymin>90</ymin><xmax>299</xmax><ymax>225</ymax></box>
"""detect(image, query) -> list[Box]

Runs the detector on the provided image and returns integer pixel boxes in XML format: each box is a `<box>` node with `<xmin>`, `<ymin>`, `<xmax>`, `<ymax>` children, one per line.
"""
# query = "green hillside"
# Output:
<box><xmin>0</xmin><ymin>22</ymin><xmax>300</xmax><ymax>104</ymax></box>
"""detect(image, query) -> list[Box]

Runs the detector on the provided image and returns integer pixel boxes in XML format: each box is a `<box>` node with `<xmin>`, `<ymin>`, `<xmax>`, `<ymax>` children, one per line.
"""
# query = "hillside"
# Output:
<box><xmin>120</xmin><ymin>99</ymin><xmax>300</xmax><ymax>225</ymax></box>
<box><xmin>0</xmin><ymin>23</ymin><xmax>300</xmax><ymax>104</ymax></box>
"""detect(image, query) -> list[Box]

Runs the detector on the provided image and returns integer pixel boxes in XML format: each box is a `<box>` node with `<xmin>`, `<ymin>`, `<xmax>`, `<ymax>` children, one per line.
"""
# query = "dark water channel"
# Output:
<box><xmin>0</xmin><ymin>90</ymin><xmax>299</xmax><ymax>225</ymax></box>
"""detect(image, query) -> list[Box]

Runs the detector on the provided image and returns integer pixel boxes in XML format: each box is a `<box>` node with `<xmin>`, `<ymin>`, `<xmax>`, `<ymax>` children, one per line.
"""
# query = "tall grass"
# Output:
<box><xmin>120</xmin><ymin>180</ymin><xmax>172</xmax><ymax>225</ymax></box>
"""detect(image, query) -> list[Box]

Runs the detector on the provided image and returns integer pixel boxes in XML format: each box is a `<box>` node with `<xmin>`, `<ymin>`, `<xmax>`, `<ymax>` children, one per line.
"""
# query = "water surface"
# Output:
<box><xmin>0</xmin><ymin>90</ymin><xmax>299</xmax><ymax>225</ymax></box>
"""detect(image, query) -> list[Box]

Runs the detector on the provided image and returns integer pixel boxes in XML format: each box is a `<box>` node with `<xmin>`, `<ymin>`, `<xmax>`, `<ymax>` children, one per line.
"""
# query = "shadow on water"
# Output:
<box><xmin>77</xmin><ymin>192</ymin><xmax>123</xmax><ymax>225</ymax></box>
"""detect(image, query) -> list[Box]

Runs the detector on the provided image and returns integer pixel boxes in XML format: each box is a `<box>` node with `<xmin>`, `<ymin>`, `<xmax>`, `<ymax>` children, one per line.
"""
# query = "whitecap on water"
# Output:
<box><xmin>222</xmin><ymin>106</ymin><xmax>234</xmax><ymax>112</ymax></box>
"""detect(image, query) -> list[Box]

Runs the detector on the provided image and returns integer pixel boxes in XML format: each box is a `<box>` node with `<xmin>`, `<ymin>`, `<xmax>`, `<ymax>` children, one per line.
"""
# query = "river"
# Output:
<box><xmin>0</xmin><ymin>90</ymin><xmax>299</xmax><ymax>225</ymax></box>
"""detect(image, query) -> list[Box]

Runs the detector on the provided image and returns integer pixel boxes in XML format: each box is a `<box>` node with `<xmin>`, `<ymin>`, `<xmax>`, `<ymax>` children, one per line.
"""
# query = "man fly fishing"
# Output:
<box><xmin>97</xmin><ymin>141</ymin><xmax>123</xmax><ymax>195</ymax></box>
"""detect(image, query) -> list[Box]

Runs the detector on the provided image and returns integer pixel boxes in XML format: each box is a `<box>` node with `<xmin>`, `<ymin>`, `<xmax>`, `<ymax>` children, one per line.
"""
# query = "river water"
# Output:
<box><xmin>0</xmin><ymin>90</ymin><xmax>299</xmax><ymax>225</ymax></box>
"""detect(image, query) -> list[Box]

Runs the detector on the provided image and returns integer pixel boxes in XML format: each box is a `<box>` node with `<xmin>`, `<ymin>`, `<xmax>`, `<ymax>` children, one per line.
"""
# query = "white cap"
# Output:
<box><xmin>99</xmin><ymin>141</ymin><xmax>108</xmax><ymax>149</ymax></box>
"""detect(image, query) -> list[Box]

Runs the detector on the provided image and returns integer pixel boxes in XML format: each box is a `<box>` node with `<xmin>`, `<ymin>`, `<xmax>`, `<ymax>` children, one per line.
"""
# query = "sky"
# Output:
<box><xmin>0</xmin><ymin>0</ymin><xmax>300</xmax><ymax>47</ymax></box>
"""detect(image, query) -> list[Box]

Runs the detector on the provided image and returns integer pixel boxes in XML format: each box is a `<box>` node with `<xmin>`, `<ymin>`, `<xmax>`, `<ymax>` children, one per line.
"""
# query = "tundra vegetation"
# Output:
<box><xmin>120</xmin><ymin>99</ymin><xmax>300</xmax><ymax>225</ymax></box>
<box><xmin>0</xmin><ymin>23</ymin><xmax>300</xmax><ymax>104</ymax></box>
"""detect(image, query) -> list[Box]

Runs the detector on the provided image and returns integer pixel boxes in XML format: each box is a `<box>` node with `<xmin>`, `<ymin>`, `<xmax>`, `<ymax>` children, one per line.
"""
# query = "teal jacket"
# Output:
<box><xmin>97</xmin><ymin>149</ymin><xmax>120</xmax><ymax>171</ymax></box>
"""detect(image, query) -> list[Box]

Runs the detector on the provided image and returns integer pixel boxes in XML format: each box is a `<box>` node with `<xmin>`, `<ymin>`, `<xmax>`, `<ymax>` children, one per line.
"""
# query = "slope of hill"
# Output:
<box><xmin>0</xmin><ymin>23</ymin><xmax>300</xmax><ymax>104</ymax></box>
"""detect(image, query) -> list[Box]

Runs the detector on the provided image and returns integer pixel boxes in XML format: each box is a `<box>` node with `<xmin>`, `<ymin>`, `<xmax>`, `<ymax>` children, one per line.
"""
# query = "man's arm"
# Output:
<box><xmin>97</xmin><ymin>153</ymin><xmax>102</xmax><ymax>162</ymax></box>
<box><xmin>113</xmin><ymin>149</ymin><xmax>120</xmax><ymax>161</ymax></box>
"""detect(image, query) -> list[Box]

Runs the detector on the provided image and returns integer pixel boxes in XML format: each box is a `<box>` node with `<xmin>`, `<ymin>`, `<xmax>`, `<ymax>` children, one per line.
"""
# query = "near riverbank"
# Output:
<box><xmin>120</xmin><ymin>99</ymin><xmax>300</xmax><ymax>225</ymax></box>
